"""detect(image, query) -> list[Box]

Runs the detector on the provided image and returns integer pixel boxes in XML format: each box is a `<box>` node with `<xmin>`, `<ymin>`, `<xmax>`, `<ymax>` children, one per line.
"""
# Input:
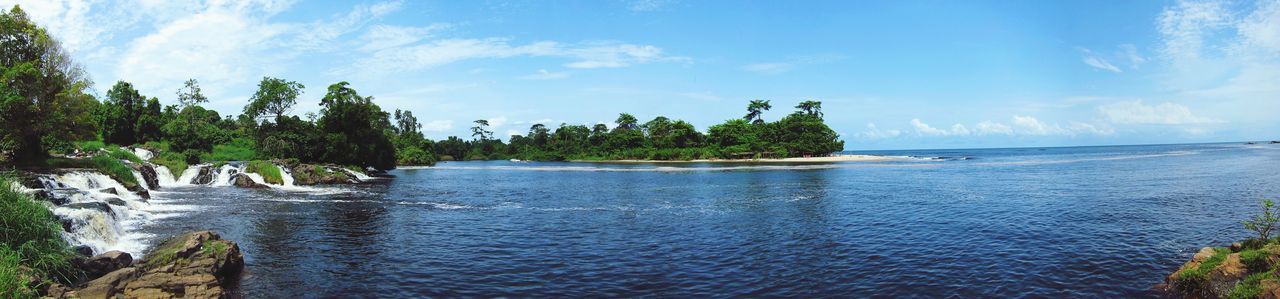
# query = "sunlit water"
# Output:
<box><xmin>136</xmin><ymin>143</ymin><xmax>1280</xmax><ymax>297</ymax></box>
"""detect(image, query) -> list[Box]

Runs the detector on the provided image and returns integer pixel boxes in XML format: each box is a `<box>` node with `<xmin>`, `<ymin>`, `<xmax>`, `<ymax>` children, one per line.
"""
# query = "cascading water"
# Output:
<box><xmin>154</xmin><ymin>165</ymin><xmax>178</xmax><ymax>187</ymax></box>
<box><xmin>279</xmin><ymin>165</ymin><xmax>296</xmax><ymax>187</ymax></box>
<box><xmin>132</xmin><ymin>148</ymin><xmax>154</xmax><ymax>161</ymax></box>
<box><xmin>342</xmin><ymin>168</ymin><xmax>374</xmax><ymax>181</ymax></box>
<box><xmin>178</xmin><ymin>164</ymin><xmax>209</xmax><ymax>185</ymax></box>
<box><xmin>210</xmin><ymin>164</ymin><xmax>239</xmax><ymax>186</ymax></box>
<box><xmin>132</xmin><ymin>169</ymin><xmax>151</xmax><ymax>190</ymax></box>
<box><xmin>40</xmin><ymin>172</ymin><xmax>151</xmax><ymax>256</ymax></box>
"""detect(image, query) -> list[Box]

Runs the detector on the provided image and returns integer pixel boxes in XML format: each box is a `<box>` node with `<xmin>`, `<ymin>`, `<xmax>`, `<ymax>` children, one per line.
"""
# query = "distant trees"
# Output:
<box><xmin>244</xmin><ymin>77</ymin><xmax>303</xmax><ymax>122</ymax></box>
<box><xmin>315</xmin><ymin>82</ymin><xmax>396</xmax><ymax>170</ymax></box>
<box><xmin>745</xmin><ymin>99</ymin><xmax>772</xmax><ymax>124</ymax></box>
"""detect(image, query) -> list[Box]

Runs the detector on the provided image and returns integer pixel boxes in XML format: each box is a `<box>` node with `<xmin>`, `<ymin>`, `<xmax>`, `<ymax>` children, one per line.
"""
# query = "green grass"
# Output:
<box><xmin>245</xmin><ymin>161</ymin><xmax>282</xmax><ymax>185</ymax></box>
<box><xmin>105</xmin><ymin>146</ymin><xmax>143</xmax><ymax>164</ymax></box>
<box><xmin>1176</xmin><ymin>247</ymin><xmax>1233</xmax><ymax>295</ymax></box>
<box><xmin>0</xmin><ymin>174</ymin><xmax>79</xmax><ymax>296</ymax></box>
<box><xmin>1228</xmin><ymin>271</ymin><xmax>1274</xmax><ymax>299</ymax></box>
<box><xmin>45</xmin><ymin>155</ymin><xmax>139</xmax><ymax>190</ymax></box>
<box><xmin>200</xmin><ymin>138</ymin><xmax>257</xmax><ymax>162</ymax></box>
<box><xmin>201</xmin><ymin>241</ymin><xmax>228</xmax><ymax>256</ymax></box>
<box><xmin>75</xmin><ymin>140</ymin><xmax>105</xmax><ymax>153</ymax></box>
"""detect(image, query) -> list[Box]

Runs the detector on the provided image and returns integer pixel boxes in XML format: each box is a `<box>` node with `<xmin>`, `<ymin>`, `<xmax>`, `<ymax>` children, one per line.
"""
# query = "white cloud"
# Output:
<box><xmin>911</xmin><ymin>119</ymin><xmax>970</xmax><ymax>136</ymax></box>
<box><xmin>359</xmin><ymin>24</ymin><xmax>448</xmax><ymax>52</ymax></box>
<box><xmin>486</xmin><ymin>116</ymin><xmax>508</xmax><ymax>129</ymax></box>
<box><xmin>1157</xmin><ymin>0</ymin><xmax>1233</xmax><ymax>62</ymax></box>
<box><xmin>421</xmin><ymin>120</ymin><xmax>453</xmax><ymax>132</ymax></box>
<box><xmin>856</xmin><ymin>123</ymin><xmax>901</xmax><ymax>139</ymax></box>
<box><xmin>1080</xmin><ymin>48</ymin><xmax>1122</xmax><ymax>73</ymax></box>
<box><xmin>520</xmin><ymin>69</ymin><xmax>569</xmax><ymax>80</ymax></box>
<box><xmin>975</xmin><ymin>121</ymin><xmax>1013</xmax><ymax>135</ymax></box>
<box><xmin>343</xmin><ymin>39</ymin><xmax>683</xmax><ymax>77</ymax></box>
<box><xmin>1120</xmin><ymin>44</ymin><xmax>1147</xmax><ymax>67</ymax></box>
<box><xmin>908</xmin><ymin>117</ymin><xmax>1113</xmax><ymax>137</ymax></box>
<box><xmin>1096</xmin><ymin>101</ymin><xmax>1219</xmax><ymax>125</ymax></box>
<box><xmin>741</xmin><ymin>54</ymin><xmax>843</xmax><ymax>75</ymax></box>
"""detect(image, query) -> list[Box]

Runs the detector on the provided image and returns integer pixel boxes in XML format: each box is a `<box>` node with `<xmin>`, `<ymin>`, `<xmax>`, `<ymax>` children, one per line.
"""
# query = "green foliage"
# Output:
<box><xmin>1245</xmin><ymin>199</ymin><xmax>1280</xmax><ymax>242</ymax></box>
<box><xmin>1227</xmin><ymin>271</ymin><xmax>1274</xmax><ymax>299</ymax></box>
<box><xmin>106</xmin><ymin>146</ymin><xmax>143</xmax><ymax>164</ymax></box>
<box><xmin>1241</xmin><ymin>247</ymin><xmax>1276</xmax><ymax>273</ymax></box>
<box><xmin>245</xmin><ymin>160</ymin><xmax>282</xmax><ymax>185</ymax></box>
<box><xmin>244</xmin><ymin>77</ymin><xmax>303</xmax><ymax>121</ymax></box>
<box><xmin>162</xmin><ymin>104</ymin><xmax>228</xmax><ymax>156</ymax></box>
<box><xmin>46</xmin><ymin>155</ymin><xmax>139</xmax><ymax>189</ymax></box>
<box><xmin>315</xmin><ymin>82</ymin><xmax>397</xmax><ymax>170</ymax></box>
<box><xmin>201</xmin><ymin>241</ymin><xmax>228</xmax><ymax>256</ymax></box>
<box><xmin>0</xmin><ymin>246</ymin><xmax>33</xmax><ymax>298</ymax></box>
<box><xmin>76</xmin><ymin>140</ymin><xmax>105</xmax><ymax>153</ymax></box>
<box><xmin>0</xmin><ymin>173</ymin><xmax>79</xmax><ymax>291</ymax></box>
<box><xmin>201</xmin><ymin>138</ymin><xmax>257</xmax><ymax>162</ymax></box>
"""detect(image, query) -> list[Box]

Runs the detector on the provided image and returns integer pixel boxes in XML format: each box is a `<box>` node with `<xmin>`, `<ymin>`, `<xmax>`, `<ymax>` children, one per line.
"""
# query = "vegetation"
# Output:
<box><xmin>1245</xmin><ymin>199</ymin><xmax>1280</xmax><ymax>242</ymax></box>
<box><xmin>45</xmin><ymin>155</ymin><xmax>139</xmax><ymax>190</ymax></box>
<box><xmin>245</xmin><ymin>160</ymin><xmax>283</xmax><ymax>185</ymax></box>
<box><xmin>0</xmin><ymin>174</ymin><xmax>80</xmax><ymax>296</ymax></box>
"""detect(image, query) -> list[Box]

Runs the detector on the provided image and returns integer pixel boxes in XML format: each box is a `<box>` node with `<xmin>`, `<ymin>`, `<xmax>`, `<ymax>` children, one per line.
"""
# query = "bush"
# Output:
<box><xmin>1227</xmin><ymin>271</ymin><xmax>1275</xmax><ymax>299</ymax></box>
<box><xmin>0</xmin><ymin>174</ymin><xmax>80</xmax><ymax>293</ymax></box>
<box><xmin>151</xmin><ymin>151</ymin><xmax>188</xmax><ymax>180</ymax></box>
<box><xmin>45</xmin><ymin>155</ymin><xmax>139</xmax><ymax>190</ymax></box>
<box><xmin>245</xmin><ymin>160</ymin><xmax>282</xmax><ymax>185</ymax></box>
<box><xmin>76</xmin><ymin>140</ymin><xmax>105</xmax><ymax>154</ymax></box>
<box><xmin>106</xmin><ymin>146</ymin><xmax>143</xmax><ymax>164</ymax></box>
<box><xmin>201</xmin><ymin>138</ymin><xmax>257</xmax><ymax>162</ymax></box>
<box><xmin>1244</xmin><ymin>199</ymin><xmax>1280</xmax><ymax>241</ymax></box>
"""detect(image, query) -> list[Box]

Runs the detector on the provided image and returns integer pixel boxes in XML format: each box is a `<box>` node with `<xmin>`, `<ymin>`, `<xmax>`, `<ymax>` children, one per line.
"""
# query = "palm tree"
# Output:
<box><xmin>744</xmin><ymin>99</ymin><xmax>772</xmax><ymax>124</ymax></box>
<box><xmin>614</xmin><ymin>113</ymin><xmax>639</xmax><ymax>131</ymax></box>
<box><xmin>795</xmin><ymin>100</ymin><xmax>823</xmax><ymax>119</ymax></box>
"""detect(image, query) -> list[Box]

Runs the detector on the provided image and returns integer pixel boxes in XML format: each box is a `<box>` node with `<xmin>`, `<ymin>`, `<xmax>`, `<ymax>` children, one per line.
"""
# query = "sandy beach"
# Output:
<box><xmin>571</xmin><ymin>154</ymin><xmax>901</xmax><ymax>163</ymax></box>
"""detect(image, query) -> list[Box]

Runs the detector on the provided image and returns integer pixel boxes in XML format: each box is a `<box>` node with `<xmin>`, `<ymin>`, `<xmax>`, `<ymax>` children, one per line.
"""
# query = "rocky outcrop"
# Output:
<box><xmin>67</xmin><ymin>231</ymin><xmax>244</xmax><ymax>299</ymax></box>
<box><xmin>1161</xmin><ymin>245</ymin><xmax>1280</xmax><ymax>298</ymax></box>
<box><xmin>288</xmin><ymin>164</ymin><xmax>360</xmax><ymax>185</ymax></box>
<box><xmin>232</xmin><ymin>174</ymin><xmax>267</xmax><ymax>189</ymax></box>
<box><xmin>192</xmin><ymin>165</ymin><xmax>215</xmax><ymax>185</ymax></box>
<box><xmin>77</xmin><ymin>251</ymin><xmax>133</xmax><ymax>279</ymax></box>
<box><xmin>131</xmin><ymin>163</ymin><xmax>160</xmax><ymax>191</ymax></box>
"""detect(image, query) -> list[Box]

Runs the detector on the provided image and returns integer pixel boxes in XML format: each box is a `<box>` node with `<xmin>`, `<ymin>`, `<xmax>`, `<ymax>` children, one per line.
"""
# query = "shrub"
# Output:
<box><xmin>75</xmin><ymin>140</ymin><xmax>105</xmax><ymax>153</ymax></box>
<box><xmin>245</xmin><ymin>160</ymin><xmax>282</xmax><ymax>185</ymax></box>
<box><xmin>1241</xmin><ymin>248</ymin><xmax>1274</xmax><ymax>272</ymax></box>
<box><xmin>201</xmin><ymin>138</ymin><xmax>257</xmax><ymax>162</ymax></box>
<box><xmin>45</xmin><ymin>155</ymin><xmax>139</xmax><ymax>190</ymax></box>
<box><xmin>1176</xmin><ymin>247</ymin><xmax>1232</xmax><ymax>297</ymax></box>
<box><xmin>1244</xmin><ymin>199</ymin><xmax>1280</xmax><ymax>241</ymax></box>
<box><xmin>1227</xmin><ymin>271</ymin><xmax>1274</xmax><ymax>299</ymax></box>
<box><xmin>106</xmin><ymin>146</ymin><xmax>143</xmax><ymax>164</ymax></box>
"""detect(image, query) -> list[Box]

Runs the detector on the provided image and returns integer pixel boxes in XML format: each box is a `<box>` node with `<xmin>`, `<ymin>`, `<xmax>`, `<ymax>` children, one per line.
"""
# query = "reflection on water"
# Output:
<box><xmin>138</xmin><ymin>143</ymin><xmax>1280</xmax><ymax>297</ymax></box>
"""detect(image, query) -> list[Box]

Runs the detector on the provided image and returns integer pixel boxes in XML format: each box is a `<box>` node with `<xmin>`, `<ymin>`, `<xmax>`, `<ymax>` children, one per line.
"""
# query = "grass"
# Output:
<box><xmin>0</xmin><ymin>174</ymin><xmax>79</xmax><ymax>296</ymax></box>
<box><xmin>105</xmin><ymin>146</ymin><xmax>143</xmax><ymax>164</ymax></box>
<box><xmin>200</xmin><ymin>138</ymin><xmax>257</xmax><ymax>162</ymax></box>
<box><xmin>1176</xmin><ymin>247</ymin><xmax>1232</xmax><ymax>296</ymax></box>
<box><xmin>45</xmin><ymin>155</ymin><xmax>140</xmax><ymax>190</ymax></box>
<box><xmin>201</xmin><ymin>241</ymin><xmax>228</xmax><ymax>256</ymax></box>
<box><xmin>75</xmin><ymin>140</ymin><xmax>105</xmax><ymax>153</ymax></box>
<box><xmin>245</xmin><ymin>160</ymin><xmax>283</xmax><ymax>185</ymax></box>
<box><xmin>1227</xmin><ymin>270</ymin><xmax>1274</xmax><ymax>299</ymax></box>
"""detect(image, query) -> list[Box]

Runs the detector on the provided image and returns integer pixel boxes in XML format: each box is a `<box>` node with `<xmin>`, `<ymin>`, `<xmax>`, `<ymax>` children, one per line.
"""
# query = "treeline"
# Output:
<box><xmin>434</xmin><ymin>99</ymin><xmax>843</xmax><ymax>161</ymax></box>
<box><xmin>0</xmin><ymin>5</ymin><xmax>845</xmax><ymax>170</ymax></box>
<box><xmin>0</xmin><ymin>6</ymin><xmax>428</xmax><ymax>171</ymax></box>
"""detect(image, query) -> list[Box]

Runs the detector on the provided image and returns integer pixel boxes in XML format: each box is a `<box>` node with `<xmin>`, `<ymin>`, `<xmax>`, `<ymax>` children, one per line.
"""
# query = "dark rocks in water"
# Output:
<box><xmin>73</xmin><ymin>245</ymin><xmax>94</xmax><ymax>257</ymax></box>
<box><xmin>192</xmin><ymin>166</ymin><xmax>215</xmax><ymax>185</ymax></box>
<box><xmin>63</xmin><ymin>202</ymin><xmax>112</xmax><ymax>214</ymax></box>
<box><xmin>1271</xmin><ymin>141</ymin><xmax>1280</xmax><ymax>144</ymax></box>
<box><xmin>105</xmin><ymin>198</ymin><xmax>127</xmax><ymax>206</ymax></box>
<box><xmin>78</xmin><ymin>251</ymin><xmax>133</xmax><ymax>281</ymax></box>
<box><xmin>59</xmin><ymin>218</ymin><xmax>74</xmax><ymax>233</ymax></box>
<box><xmin>232</xmin><ymin>174</ymin><xmax>267</xmax><ymax>189</ymax></box>
<box><xmin>130</xmin><ymin>163</ymin><xmax>160</xmax><ymax>191</ymax></box>
<box><xmin>32</xmin><ymin>189</ymin><xmax>70</xmax><ymax>206</ymax></box>
<box><xmin>72</xmin><ymin>231</ymin><xmax>245</xmax><ymax>299</ymax></box>
<box><xmin>289</xmin><ymin>164</ymin><xmax>359</xmax><ymax>185</ymax></box>
<box><xmin>98</xmin><ymin>188</ymin><xmax>118</xmax><ymax>195</ymax></box>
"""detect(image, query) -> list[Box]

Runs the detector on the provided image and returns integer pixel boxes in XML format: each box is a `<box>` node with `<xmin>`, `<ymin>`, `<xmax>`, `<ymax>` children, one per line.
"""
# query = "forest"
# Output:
<box><xmin>0</xmin><ymin>5</ymin><xmax>844</xmax><ymax>171</ymax></box>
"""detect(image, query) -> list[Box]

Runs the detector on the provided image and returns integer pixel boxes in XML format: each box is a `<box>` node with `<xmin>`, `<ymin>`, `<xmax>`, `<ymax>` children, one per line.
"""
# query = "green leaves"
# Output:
<box><xmin>244</xmin><ymin>77</ymin><xmax>304</xmax><ymax>121</ymax></box>
<box><xmin>1244</xmin><ymin>199</ymin><xmax>1280</xmax><ymax>241</ymax></box>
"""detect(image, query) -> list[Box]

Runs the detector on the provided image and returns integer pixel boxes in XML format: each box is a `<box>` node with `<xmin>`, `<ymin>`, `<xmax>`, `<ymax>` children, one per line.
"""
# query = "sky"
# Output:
<box><xmin>4</xmin><ymin>0</ymin><xmax>1278</xmax><ymax>150</ymax></box>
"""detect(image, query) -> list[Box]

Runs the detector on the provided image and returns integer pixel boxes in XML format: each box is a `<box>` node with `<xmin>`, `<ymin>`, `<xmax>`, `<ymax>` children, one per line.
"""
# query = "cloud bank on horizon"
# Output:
<box><xmin>4</xmin><ymin>0</ymin><xmax>1277</xmax><ymax>150</ymax></box>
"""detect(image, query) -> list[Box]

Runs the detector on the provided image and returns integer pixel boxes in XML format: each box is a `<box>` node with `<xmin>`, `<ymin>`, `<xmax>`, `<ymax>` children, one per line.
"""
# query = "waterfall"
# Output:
<box><xmin>210</xmin><ymin>164</ymin><xmax>239</xmax><ymax>186</ymax></box>
<box><xmin>178</xmin><ymin>164</ymin><xmax>208</xmax><ymax>185</ymax></box>
<box><xmin>279</xmin><ymin>165</ymin><xmax>296</xmax><ymax>187</ymax></box>
<box><xmin>154</xmin><ymin>165</ymin><xmax>178</xmax><ymax>187</ymax></box>
<box><xmin>132</xmin><ymin>148</ymin><xmax>154</xmax><ymax>161</ymax></box>
<box><xmin>342</xmin><ymin>168</ymin><xmax>374</xmax><ymax>181</ymax></box>
<box><xmin>42</xmin><ymin>172</ymin><xmax>151</xmax><ymax>256</ymax></box>
<box><xmin>132</xmin><ymin>169</ymin><xmax>151</xmax><ymax>190</ymax></box>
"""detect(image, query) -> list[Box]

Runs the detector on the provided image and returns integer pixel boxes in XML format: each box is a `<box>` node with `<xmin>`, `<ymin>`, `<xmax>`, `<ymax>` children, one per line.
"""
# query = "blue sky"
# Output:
<box><xmin>6</xmin><ymin>0</ymin><xmax>1278</xmax><ymax>150</ymax></box>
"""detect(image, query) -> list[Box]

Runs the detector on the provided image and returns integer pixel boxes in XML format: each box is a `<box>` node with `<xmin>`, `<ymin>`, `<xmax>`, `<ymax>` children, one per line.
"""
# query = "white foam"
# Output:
<box><xmin>132</xmin><ymin>148</ymin><xmax>154</xmax><ymax>161</ymax></box>
<box><xmin>154</xmin><ymin>165</ymin><xmax>178</xmax><ymax>187</ymax></box>
<box><xmin>178</xmin><ymin>164</ymin><xmax>208</xmax><ymax>185</ymax></box>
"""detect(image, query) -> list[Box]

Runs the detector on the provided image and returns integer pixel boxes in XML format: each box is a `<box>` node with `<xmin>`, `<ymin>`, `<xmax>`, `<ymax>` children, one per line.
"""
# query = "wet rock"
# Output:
<box><xmin>80</xmin><ymin>251</ymin><xmax>133</xmax><ymax>280</ymax></box>
<box><xmin>63</xmin><ymin>202</ymin><xmax>112</xmax><ymax>214</ymax></box>
<box><xmin>193</xmin><ymin>166</ymin><xmax>215</xmax><ymax>185</ymax></box>
<box><xmin>232</xmin><ymin>174</ymin><xmax>267</xmax><ymax>189</ymax></box>
<box><xmin>99</xmin><ymin>188</ymin><xmax>117</xmax><ymax>195</ymax></box>
<box><xmin>290</xmin><ymin>164</ymin><xmax>360</xmax><ymax>185</ymax></box>
<box><xmin>32</xmin><ymin>189</ymin><xmax>69</xmax><ymax>205</ymax></box>
<box><xmin>72</xmin><ymin>231</ymin><xmax>244</xmax><ymax>299</ymax></box>
<box><xmin>73</xmin><ymin>245</ymin><xmax>94</xmax><ymax>257</ymax></box>
<box><xmin>130</xmin><ymin>163</ymin><xmax>160</xmax><ymax>191</ymax></box>
<box><xmin>105</xmin><ymin>198</ymin><xmax>127</xmax><ymax>206</ymax></box>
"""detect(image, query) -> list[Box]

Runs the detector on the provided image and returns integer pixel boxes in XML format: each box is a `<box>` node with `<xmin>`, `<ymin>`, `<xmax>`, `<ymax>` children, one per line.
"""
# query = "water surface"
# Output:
<box><xmin>138</xmin><ymin>143</ymin><xmax>1280</xmax><ymax>297</ymax></box>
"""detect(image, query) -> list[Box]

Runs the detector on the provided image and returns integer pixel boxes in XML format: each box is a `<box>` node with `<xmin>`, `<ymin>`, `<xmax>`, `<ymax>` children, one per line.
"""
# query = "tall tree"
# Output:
<box><xmin>528</xmin><ymin>123</ymin><xmax>549</xmax><ymax>146</ymax></box>
<box><xmin>471</xmin><ymin>119</ymin><xmax>492</xmax><ymax>141</ymax></box>
<box><xmin>244</xmin><ymin>77</ymin><xmax>304</xmax><ymax>122</ymax></box>
<box><xmin>0</xmin><ymin>5</ymin><xmax>97</xmax><ymax>161</ymax></box>
<box><xmin>100</xmin><ymin>81</ymin><xmax>147</xmax><ymax>146</ymax></box>
<box><xmin>795</xmin><ymin>100</ymin><xmax>823</xmax><ymax>119</ymax></box>
<box><xmin>613</xmin><ymin>113</ymin><xmax>639</xmax><ymax>132</ymax></box>
<box><xmin>176</xmin><ymin>78</ymin><xmax>207</xmax><ymax>109</ymax></box>
<box><xmin>316</xmin><ymin>82</ymin><xmax>396</xmax><ymax>170</ymax></box>
<box><xmin>393</xmin><ymin>109</ymin><xmax>420</xmax><ymax>135</ymax></box>
<box><xmin>744</xmin><ymin>99</ymin><xmax>772</xmax><ymax>124</ymax></box>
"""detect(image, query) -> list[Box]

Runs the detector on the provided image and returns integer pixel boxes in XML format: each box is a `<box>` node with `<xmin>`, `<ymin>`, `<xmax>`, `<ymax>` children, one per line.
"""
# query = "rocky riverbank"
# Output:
<box><xmin>1158</xmin><ymin>242</ymin><xmax>1280</xmax><ymax>298</ymax></box>
<box><xmin>30</xmin><ymin>231</ymin><xmax>244</xmax><ymax>298</ymax></box>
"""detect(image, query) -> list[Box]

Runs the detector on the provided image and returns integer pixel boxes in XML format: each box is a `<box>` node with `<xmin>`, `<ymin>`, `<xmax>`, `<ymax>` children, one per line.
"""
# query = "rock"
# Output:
<box><xmin>80</xmin><ymin>251</ymin><xmax>133</xmax><ymax>280</ymax></box>
<box><xmin>232</xmin><ymin>174</ymin><xmax>267</xmax><ymax>189</ymax></box>
<box><xmin>31</xmin><ymin>189</ymin><xmax>69</xmax><ymax>205</ymax></box>
<box><xmin>63</xmin><ymin>202</ymin><xmax>113</xmax><ymax>214</ymax></box>
<box><xmin>289</xmin><ymin>164</ymin><xmax>364</xmax><ymax>185</ymax></box>
<box><xmin>98</xmin><ymin>188</ymin><xmax>118</xmax><ymax>195</ymax></box>
<box><xmin>131</xmin><ymin>163</ymin><xmax>160</xmax><ymax>191</ymax></box>
<box><xmin>193</xmin><ymin>166</ymin><xmax>215</xmax><ymax>185</ymax></box>
<box><xmin>71</xmin><ymin>231</ymin><xmax>244</xmax><ymax>299</ymax></box>
<box><xmin>1232</xmin><ymin>242</ymin><xmax>1244</xmax><ymax>252</ymax></box>
<box><xmin>105</xmin><ymin>197</ymin><xmax>127</xmax><ymax>206</ymax></box>
<box><xmin>73</xmin><ymin>245</ymin><xmax>94</xmax><ymax>257</ymax></box>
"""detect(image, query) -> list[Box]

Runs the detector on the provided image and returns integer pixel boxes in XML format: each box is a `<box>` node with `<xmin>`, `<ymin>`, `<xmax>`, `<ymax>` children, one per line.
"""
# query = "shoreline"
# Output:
<box><xmin>568</xmin><ymin>154</ymin><xmax>902</xmax><ymax>164</ymax></box>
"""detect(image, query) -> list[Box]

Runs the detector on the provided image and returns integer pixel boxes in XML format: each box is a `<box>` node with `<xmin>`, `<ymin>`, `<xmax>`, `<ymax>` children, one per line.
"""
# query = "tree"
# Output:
<box><xmin>613</xmin><ymin>113</ymin><xmax>639</xmax><ymax>132</ymax></box>
<box><xmin>393</xmin><ymin>109</ymin><xmax>420</xmax><ymax>135</ymax></box>
<box><xmin>244</xmin><ymin>77</ymin><xmax>304</xmax><ymax>122</ymax></box>
<box><xmin>100</xmin><ymin>81</ymin><xmax>147</xmax><ymax>146</ymax></box>
<box><xmin>528</xmin><ymin>123</ymin><xmax>549</xmax><ymax>146</ymax></box>
<box><xmin>707</xmin><ymin>118</ymin><xmax>761</xmax><ymax>153</ymax></box>
<box><xmin>795</xmin><ymin>100</ymin><xmax>823</xmax><ymax>119</ymax></box>
<box><xmin>316</xmin><ymin>82</ymin><xmax>396</xmax><ymax>170</ymax></box>
<box><xmin>768</xmin><ymin>113</ymin><xmax>844</xmax><ymax>156</ymax></box>
<box><xmin>1244</xmin><ymin>199</ymin><xmax>1280</xmax><ymax>241</ymax></box>
<box><xmin>176</xmin><ymin>78</ymin><xmax>207</xmax><ymax>109</ymax></box>
<box><xmin>471</xmin><ymin>119</ymin><xmax>492</xmax><ymax>141</ymax></box>
<box><xmin>0</xmin><ymin>5</ymin><xmax>97</xmax><ymax>161</ymax></box>
<box><xmin>589</xmin><ymin>123</ymin><xmax>609</xmax><ymax>148</ymax></box>
<box><xmin>744</xmin><ymin>99</ymin><xmax>772</xmax><ymax>124</ymax></box>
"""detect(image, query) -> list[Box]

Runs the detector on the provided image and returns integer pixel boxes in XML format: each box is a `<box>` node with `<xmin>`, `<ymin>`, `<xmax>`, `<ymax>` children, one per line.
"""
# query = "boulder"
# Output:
<box><xmin>130</xmin><ymin>163</ymin><xmax>160</xmax><ymax>191</ymax></box>
<box><xmin>71</xmin><ymin>231</ymin><xmax>244</xmax><ymax>299</ymax></box>
<box><xmin>1231</xmin><ymin>242</ymin><xmax>1244</xmax><ymax>252</ymax></box>
<box><xmin>98</xmin><ymin>188</ymin><xmax>118</xmax><ymax>195</ymax></box>
<box><xmin>105</xmin><ymin>198</ymin><xmax>127</xmax><ymax>206</ymax></box>
<box><xmin>290</xmin><ymin>164</ymin><xmax>360</xmax><ymax>185</ymax></box>
<box><xmin>79</xmin><ymin>251</ymin><xmax>133</xmax><ymax>280</ymax></box>
<box><xmin>232</xmin><ymin>174</ymin><xmax>267</xmax><ymax>189</ymax></box>
<box><xmin>63</xmin><ymin>202</ymin><xmax>113</xmax><ymax>214</ymax></box>
<box><xmin>31</xmin><ymin>189</ymin><xmax>69</xmax><ymax>206</ymax></box>
<box><xmin>192</xmin><ymin>166</ymin><xmax>215</xmax><ymax>185</ymax></box>
<box><xmin>73</xmin><ymin>245</ymin><xmax>94</xmax><ymax>257</ymax></box>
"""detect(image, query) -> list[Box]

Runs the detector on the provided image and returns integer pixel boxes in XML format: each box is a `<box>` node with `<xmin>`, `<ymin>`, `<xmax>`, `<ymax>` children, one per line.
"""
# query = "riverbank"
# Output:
<box><xmin>569</xmin><ymin>154</ymin><xmax>900</xmax><ymax>163</ymax></box>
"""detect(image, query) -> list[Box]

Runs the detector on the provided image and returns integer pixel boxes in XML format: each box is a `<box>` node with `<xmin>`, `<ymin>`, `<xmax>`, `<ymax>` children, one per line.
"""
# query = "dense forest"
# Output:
<box><xmin>0</xmin><ymin>5</ymin><xmax>844</xmax><ymax>171</ymax></box>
